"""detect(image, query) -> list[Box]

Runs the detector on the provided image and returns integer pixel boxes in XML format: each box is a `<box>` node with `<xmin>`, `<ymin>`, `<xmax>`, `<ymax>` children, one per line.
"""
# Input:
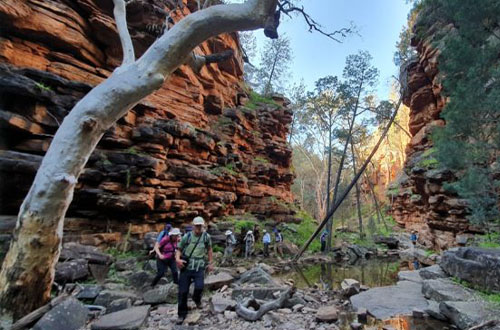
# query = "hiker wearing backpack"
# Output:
<box><xmin>149</xmin><ymin>223</ymin><xmax>172</xmax><ymax>256</ymax></box>
<box><xmin>262</xmin><ymin>229</ymin><xmax>271</xmax><ymax>257</ymax></box>
<box><xmin>222</xmin><ymin>230</ymin><xmax>237</xmax><ymax>265</ymax></box>
<box><xmin>151</xmin><ymin>228</ymin><xmax>181</xmax><ymax>286</ymax></box>
<box><xmin>175</xmin><ymin>216</ymin><xmax>213</xmax><ymax>325</ymax></box>
<box><xmin>275</xmin><ymin>229</ymin><xmax>284</xmax><ymax>257</ymax></box>
<box><xmin>244</xmin><ymin>230</ymin><xmax>255</xmax><ymax>259</ymax></box>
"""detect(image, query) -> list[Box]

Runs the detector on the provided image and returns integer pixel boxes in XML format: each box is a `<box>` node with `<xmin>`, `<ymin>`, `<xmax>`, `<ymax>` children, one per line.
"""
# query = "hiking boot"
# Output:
<box><xmin>176</xmin><ymin>316</ymin><xmax>185</xmax><ymax>325</ymax></box>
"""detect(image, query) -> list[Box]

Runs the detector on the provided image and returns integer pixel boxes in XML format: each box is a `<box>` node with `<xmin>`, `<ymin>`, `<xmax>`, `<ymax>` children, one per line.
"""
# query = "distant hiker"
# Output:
<box><xmin>244</xmin><ymin>230</ymin><xmax>255</xmax><ymax>258</ymax></box>
<box><xmin>175</xmin><ymin>217</ymin><xmax>213</xmax><ymax>325</ymax></box>
<box><xmin>151</xmin><ymin>228</ymin><xmax>181</xmax><ymax>286</ymax></box>
<box><xmin>223</xmin><ymin>230</ymin><xmax>237</xmax><ymax>265</ymax></box>
<box><xmin>320</xmin><ymin>230</ymin><xmax>328</xmax><ymax>252</ymax></box>
<box><xmin>412</xmin><ymin>258</ymin><xmax>420</xmax><ymax>270</ymax></box>
<box><xmin>275</xmin><ymin>229</ymin><xmax>284</xmax><ymax>257</ymax></box>
<box><xmin>253</xmin><ymin>224</ymin><xmax>260</xmax><ymax>244</ymax></box>
<box><xmin>410</xmin><ymin>230</ymin><xmax>418</xmax><ymax>247</ymax></box>
<box><xmin>262</xmin><ymin>229</ymin><xmax>271</xmax><ymax>257</ymax></box>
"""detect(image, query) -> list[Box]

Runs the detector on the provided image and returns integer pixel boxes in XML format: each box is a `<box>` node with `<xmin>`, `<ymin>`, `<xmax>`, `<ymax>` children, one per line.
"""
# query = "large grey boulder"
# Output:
<box><xmin>115</xmin><ymin>258</ymin><xmax>137</xmax><ymax>271</ymax></box>
<box><xmin>76</xmin><ymin>284</ymin><xmax>103</xmax><ymax>300</ymax></box>
<box><xmin>398</xmin><ymin>270</ymin><xmax>423</xmax><ymax>283</ymax></box>
<box><xmin>143</xmin><ymin>283</ymin><xmax>177</xmax><ymax>304</ymax></box>
<box><xmin>107</xmin><ymin>298</ymin><xmax>132</xmax><ymax>313</ymax></box>
<box><xmin>237</xmin><ymin>267</ymin><xmax>276</xmax><ymax>286</ymax></box>
<box><xmin>422</xmin><ymin>279</ymin><xmax>478</xmax><ymax>302</ymax></box>
<box><xmin>419</xmin><ymin>265</ymin><xmax>446</xmax><ymax>280</ymax></box>
<box><xmin>60</xmin><ymin>242</ymin><xmax>112</xmax><ymax>265</ymax></box>
<box><xmin>126</xmin><ymin>271</ymin><xmax>155</xmax><ymax>289</ymax></box>
<box><xmin>55</xmin><ymin>259</ymin><xmax>89</xmax><ymax>283</ymax></box>
<box><xmin>205</xmin><ymin>272</ymin><xmax>234</xmax><ymax>290</ymax></box>
<box><xmin>33</xmin><ymin>297</ymin><xmax>88</xmax><ymax>330</ymax></box>
<box><xmin>94</xmin><ymin>290</ymin><xmax>139</xmax><ymax>308</ymax></box>
<box><xmin>424</xmin><ymin>300</ymin><xmax>447</xmax><ymax>321</ymax></box>
<box><xmin>350</xmin><ymin>280</ymin><xmax>428</xmax><ymax>319</ymax></box>
<box><xmin>439</xmin><ymin>301</ymin><xmax>498</xmax><ymax>330</ymax></box>
<box><xmin>440</xmin><ymin>247</ymin><xmax>500</xmax><ymax>292</ymax></box>
<box><xmin>91</xmin><ymin>305</ymin><xmax>150</xmax><ymax>330</ymax></box>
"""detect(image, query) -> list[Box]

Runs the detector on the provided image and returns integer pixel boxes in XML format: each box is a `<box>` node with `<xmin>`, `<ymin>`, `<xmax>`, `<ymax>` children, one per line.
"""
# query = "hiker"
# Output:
<box><xmin>222</xmin><ymin>230</ymin><xmax>236</xmax><ymax>265</ymax></box>
<box><xmin>253</xmin><ymin>224</ymin><xmax>260</xmax><ymax>244</ymax></box>
<box><xmin>262</xmin><ymin>229</ymin><xmax>271</xmax><ymax>257</ymax></box>
<box><xmin>244</xmin><ymin>230</ymin><xmax>255</xmax><ymax>258</ymax></box>
<box><xmin>275</xmin><ymin>229</ymin><xmax>284</xmax><ymax>257</ymax></box>
<box><xmin>149</xmin><ymin>223</ymin><xmax>172</xmax><ymax>255</ymax></box>
<box><xmin>175</xmin><ymin>216</ymin><xmax>213</xmax><ymax>325</ymax></box>
<box><xmin>151</xmin><ymin>228</ymin><xmax>181</xmax><ymax>286</ymax></box>
<box><xmin>320</xmin><ymin>230</ymin><xmax>328</xmax><ymax>252</ymax></box>
<box><xmin>410</xmin><ymin>230</ymin><xmax>418</xmax><ymax>247</ymax></box>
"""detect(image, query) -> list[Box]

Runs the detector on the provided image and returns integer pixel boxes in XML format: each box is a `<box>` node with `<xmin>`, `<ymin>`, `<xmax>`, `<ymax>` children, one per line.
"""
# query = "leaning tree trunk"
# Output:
<box><xmin>324</xmin><ymin>112</ymin><xmax>333</xmax><ymax>252</ymax></box>
<box><xmin>0</xmin><ymin>0</ymin><xmax>278</xmax><ymax>320</ymax></box>
<box><xmin>350</xmin><ymin>139</ymin><xmax>364</xmax><ymax>237</ymax></box>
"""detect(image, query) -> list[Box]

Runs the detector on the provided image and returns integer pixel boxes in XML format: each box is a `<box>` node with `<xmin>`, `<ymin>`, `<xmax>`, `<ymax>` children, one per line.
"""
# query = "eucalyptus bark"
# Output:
<box><xmin>0</xmin><ymin>0</ymin><xmax>278</xmax><ymax>320</ymax></box>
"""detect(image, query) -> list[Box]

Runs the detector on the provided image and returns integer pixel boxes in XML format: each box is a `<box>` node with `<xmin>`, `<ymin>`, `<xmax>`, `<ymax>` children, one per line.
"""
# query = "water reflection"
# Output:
<box><xmin>282</xmin><ymin>258</ymin><xmax>402</xmax><ymax>290</ymax></box>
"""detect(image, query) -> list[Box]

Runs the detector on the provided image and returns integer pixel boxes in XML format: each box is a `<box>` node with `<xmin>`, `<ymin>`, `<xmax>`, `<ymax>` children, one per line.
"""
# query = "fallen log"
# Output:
<box><xmin>10</xmin><ymin>294</ymin><xmax>68</xmax><ymax>330</ymax></box>
<box><xmin>235</xmin><ymin>287</ymin><xmax>295</xmax><ymax>321</ymax></box>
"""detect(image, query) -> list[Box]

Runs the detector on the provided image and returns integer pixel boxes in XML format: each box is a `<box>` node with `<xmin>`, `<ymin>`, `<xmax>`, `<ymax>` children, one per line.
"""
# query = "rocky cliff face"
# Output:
<box><xmin>390</xmin><ymin>27</ymin><xmax>479</xmax><ymax>250</ymax></box>
<box><xmin>0</xmin><ymin>0</ymin><xmax>295</xmax><ymax>249</ymax></box>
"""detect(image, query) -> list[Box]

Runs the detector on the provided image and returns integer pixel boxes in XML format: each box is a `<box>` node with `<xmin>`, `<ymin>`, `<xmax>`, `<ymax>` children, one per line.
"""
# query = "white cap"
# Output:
<box><xmin>193</xmin><ymin>216</ymin><xmax>205</xmax><ymax>226</ymax></box>
<box><xmin>225</xmin><ymin>230</ymin><xmax>232</xmax><ymax>236</ymax></box>
<box><xmin>169</xmin><ymin>228</ymin><xmax>181</xmax><ymax>236</ymax></box>
<box><xmin>263</xmin><ymin>229</ymin><xmax>267</xmax><ymax>233</ymax></box>
<box><xmin>247</xmin><ymin>230</ymin><xmax>253</xmax><ymax>235</ymax></box>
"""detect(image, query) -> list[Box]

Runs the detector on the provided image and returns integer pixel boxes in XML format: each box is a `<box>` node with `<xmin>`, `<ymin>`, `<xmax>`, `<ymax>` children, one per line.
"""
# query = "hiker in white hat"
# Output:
<box><xmin>175</xmin><ymin>216</ymin><xmax>213</xmax><ymax>324</ymax></box>
<box><xmin>222</xmin><ymin>230</ymin><xmax>237</xmax><ymax>265</ymax></box>
<box><xmin>244</xmin><ymin>230</ymin><xmax>255</xmax><ymax>259</ymax></box>
<box><xmin>151</xmin><ymin>227</ymin><xmax>181</xmax><ymax>286</ymax></box>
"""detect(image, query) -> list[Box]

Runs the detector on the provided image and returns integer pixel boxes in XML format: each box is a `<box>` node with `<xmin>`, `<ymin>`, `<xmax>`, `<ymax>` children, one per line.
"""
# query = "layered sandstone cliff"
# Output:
<box><xmin>390</xmin><ymin>21</ymin><xmax>479</xmax><ymax>250</ymax></box>
<box><xmin>0</xmin><ymin>0</ymin><xmax>295</xmax><ymax>249</ymax></box>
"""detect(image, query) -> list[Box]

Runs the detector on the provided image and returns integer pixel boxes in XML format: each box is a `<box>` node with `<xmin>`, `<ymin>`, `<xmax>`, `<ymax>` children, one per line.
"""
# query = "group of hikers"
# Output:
<box><xmin>149</xmin><ymin>216</ymin><xmax>285</xmax><ymax>324</ymax></box>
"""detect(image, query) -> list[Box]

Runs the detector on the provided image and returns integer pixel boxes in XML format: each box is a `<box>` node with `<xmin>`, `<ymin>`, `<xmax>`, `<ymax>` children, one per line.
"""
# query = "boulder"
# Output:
<box><xmin>341</xmin><ymin>279</ymin><xmax>361</xmax><ymax>297</ymax></box>
<box><xmin>373</xmin><ymin>236</ymin><xmax>399</xmax><ymax>249</ymax></box>
<box><xmin>440</xmin><ymin>247</ymin><xmax>500</xmax><ymax>292</ymax></box>
<box><xmin>76</xmin><ymin>284</ymin><xmax>103</xmax><ymax>300</ymax></box>
<box><xmin>205</xmin><ymin>272</ymin><xmax>234</xmax><ymax>290</ymax></box>
<box><xmin>237</xmin><ymin>267</ymin><xmax>276</xmax><ymax>286</ymax></box>
<box><xmin>33</xmin><ymin>297</ymin><xmax>88</xmax><ymax>330</ymax></box>
<box><xmin>115</xmin><ymin>258</ymin><xmax>137</xmax><ymax>271</ymax></box>
<box><xmin>316</xmin><ymin>305</ymin><xmax>338</xmax><ymax>322</ymax></box>
<box><xmin>350</xmin><ymin>281</ymin><xmax>428</xmax><ymax>319</ymax></box>
<box><xmin>143</xmin><ymin>283</ymin><xmax>177</xmax><ymax>304</ymax></box>
<box><xmin>400</xmin><ymin>248</ymin><xmax>437</xmax><ymax>266</ymax></box>
<box><xmin>91</xmin><ymin>305</ymin><xmax>150</xmax><ymax>330</ymax></box>
<box><xmin>126</xmin><ymin>271</ymin><xmax>155</xmax><ymax>289</ymax></box>
<box><xmin>143</xmin><ymin>232</ymin><xmax>158</xmax><ymax>251</ymax></box>
<box><xmin>210</xmin><ymin>293</ymin><xmax>237</xmax><ymax>313</ymax></box>
<box><xmin>397</xmin><ymin>270</ymin><xmax>423</xmax><ymax>283</ymax></box>
<box><xmin>94</xmin><ymin>290</ymin><xmax>139</xmax><ymax>308</ymax></box>
<box><xmin>55</xmin><ymin>259</ymin><xmax>89</xmax><ymax>283</ymax></box>
<box><xmin>424</xmin><ymin>300</ymin><xmax>447</xmax><ymax>321</ymax></box>
<box><xmin>419</xmin><ymin>265</ymin><xmax>446</xmax><ymax>280</ymax></box>
<box><xmin>421</xmin><ymin>279</ymin><xmax>478</xmax><ymax>302</ymax></box>
<box><xmin>440</xmin><ymin>301</ymin><xmax>498</xmax><ymax>330</ymax></box>
<box><xmin>60</xmin><ymin>242</ymin><xmax>112</xmax><ymax>265</ymax></box>
<box><xmin>107</xmin><ymin>298</ymin><xmax>132</xmax><ymax>313</ymax></box>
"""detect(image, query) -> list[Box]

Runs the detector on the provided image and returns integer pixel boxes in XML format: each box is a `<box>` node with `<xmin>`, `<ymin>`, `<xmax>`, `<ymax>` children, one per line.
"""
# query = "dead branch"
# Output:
<box><xmin>278</xmin><ymin>0</ymin><xmax>353</xmax><ymax>42</ymax></box>
<box><xmin>187</xmin><ymin>50</ymin><xmax>235</xmax><ymax>73</ymax></box>
<box><xmin>235</xmin><ymin>287</ymin><xmax>296</xmax><ymax>321</ymax></box>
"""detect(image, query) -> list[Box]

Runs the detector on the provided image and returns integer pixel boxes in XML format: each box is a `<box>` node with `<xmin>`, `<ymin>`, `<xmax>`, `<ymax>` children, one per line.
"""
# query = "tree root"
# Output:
<box><xmin>235</xmin><ymin>287</ymin><xmax>296</xmax><ymax>321</ymax></box>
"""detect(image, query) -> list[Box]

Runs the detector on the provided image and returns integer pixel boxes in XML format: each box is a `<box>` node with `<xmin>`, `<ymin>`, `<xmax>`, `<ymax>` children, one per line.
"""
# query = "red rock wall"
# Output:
<box><xmin>390</xmin><ymin>35</ymin><xmax>479</xmax><ymax>250</ymax></box>
<box><xmin>0</xmin><ymin>0</ymin><xmax>295</xmax><ymax>248</ymax></box>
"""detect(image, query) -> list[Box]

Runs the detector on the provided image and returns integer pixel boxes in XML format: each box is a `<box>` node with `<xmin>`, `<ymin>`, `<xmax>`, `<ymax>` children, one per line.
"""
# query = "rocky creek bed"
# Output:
<box><xmin>6</xmin><ymin>241</ymin><xmax>500</xmax><ymax>330</ymax></box>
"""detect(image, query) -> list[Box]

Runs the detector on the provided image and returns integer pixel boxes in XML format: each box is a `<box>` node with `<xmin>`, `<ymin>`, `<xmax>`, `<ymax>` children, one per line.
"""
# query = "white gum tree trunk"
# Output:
<box><xmin>0</xmin><ymin>0</ymin><xmax>278</xmax><ymax>319</ymax></box>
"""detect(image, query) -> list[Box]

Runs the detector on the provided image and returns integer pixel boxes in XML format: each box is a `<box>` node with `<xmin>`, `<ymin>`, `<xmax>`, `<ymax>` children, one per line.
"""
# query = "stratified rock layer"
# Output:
<box><xmin>0</xmin><ymin>0</ymin><xmax>294</xmax><ymax>249</ymax></box>
<box><xmin>389</xmin><ymin>19</ymin><xmax>480</xmax><ymax>250</ymax></box>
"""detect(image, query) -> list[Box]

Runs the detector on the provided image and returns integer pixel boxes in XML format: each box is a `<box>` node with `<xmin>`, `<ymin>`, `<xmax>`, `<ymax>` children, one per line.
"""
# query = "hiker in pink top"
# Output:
<box><xmin>151</xmin><ymin>228</ymin><xmax>181</xmax><ymax>286</ymax></box>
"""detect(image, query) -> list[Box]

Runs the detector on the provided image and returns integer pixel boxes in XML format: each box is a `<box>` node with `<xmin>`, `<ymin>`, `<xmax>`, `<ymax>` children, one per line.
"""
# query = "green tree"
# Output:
<box><xmin>423</xmin><ymin>0</ymin><xmax>500</xmax><ymax>230</ymax></box>
<box><xmin>256</xmin><ymin>35</ymin><xmax>293</xmax><ymax>95</ymax></box>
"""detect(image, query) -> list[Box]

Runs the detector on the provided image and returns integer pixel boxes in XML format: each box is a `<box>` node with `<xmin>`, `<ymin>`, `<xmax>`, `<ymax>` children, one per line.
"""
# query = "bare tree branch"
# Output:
<box><xmin>113</xmin><ymin>0</ymin><xmax>135</xmax><ymax>66</ymax></box>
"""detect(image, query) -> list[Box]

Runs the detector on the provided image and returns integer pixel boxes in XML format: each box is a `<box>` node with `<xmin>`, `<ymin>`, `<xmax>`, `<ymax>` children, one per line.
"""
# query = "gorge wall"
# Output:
<box><xmin>0</xmin><ymin>0</ymin><xmax>295</xmax><ymax>250</ymax></box>
<box><xmin>390</xmin><ymin>16</ymin><xmax>479</xmax><ymax>250</ymax></box>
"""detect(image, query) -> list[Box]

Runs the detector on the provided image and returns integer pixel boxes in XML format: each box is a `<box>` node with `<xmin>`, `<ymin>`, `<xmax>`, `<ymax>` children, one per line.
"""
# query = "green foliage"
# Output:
<box><xmin>452</xmin><ymin>276</ymin><xmax>500</xmax><ymax>306</ymax></box>
<box><xmin>417</xmin><ymin>157</ymin><xmax>439</xmax><ymax>169</ymax></box>
<box><xmin>254</xmin><ymin>156</ymin><xmax>269</xmax><ymax>164</ymax></box>
<box><xmin>124</xmin><ymin>147</ymin><xmax>148</xmax><ymax>157</ymax></box>
<box><xmin>477</xmin><ymin>232</ymin><xmax>500</xmax><ymax>249</ymax></box>
<box><xmin>106</xmin><ymin>247</ymin><xmax>144</xmax><ymax>259</ymax></box>
<box><xmin>35</xmin><ymin>82</ymin><xmax>52</xmax><ymax>92</ymax></box>
<box><xmin>234</xmin><ymin>220</ymin><xmax>257</xmax><ymax>233</ymax></box>
<box><xmin>245</xmin><ymin>91</ymin><xmax>278</xmax><ymax>110</ymax></box>
<box><xmin>210</xmin><ymin>162</ymin><xmax>239</xmax><ymax>176</ymax></box>
<box><xmin>285</xmin><ymin>210</ymin><xmax>321</xmax><ymax>252</ymax></box>
<box><xmin>212</xmin><ymin>245</ymin><xmax>224</xmax><ymax>253</ymax></box>
<box><xmin>421</xmin><ymin>0</ymin><xmax>500</xmax><ymax>229</ymax></box>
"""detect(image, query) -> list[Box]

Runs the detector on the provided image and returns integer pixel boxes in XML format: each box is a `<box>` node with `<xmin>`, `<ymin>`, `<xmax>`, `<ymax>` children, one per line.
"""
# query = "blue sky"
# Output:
<box><xmin>253</xmin><ymin>0</ymin><xmax>412</xmax><ymax>99</ymax></box>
